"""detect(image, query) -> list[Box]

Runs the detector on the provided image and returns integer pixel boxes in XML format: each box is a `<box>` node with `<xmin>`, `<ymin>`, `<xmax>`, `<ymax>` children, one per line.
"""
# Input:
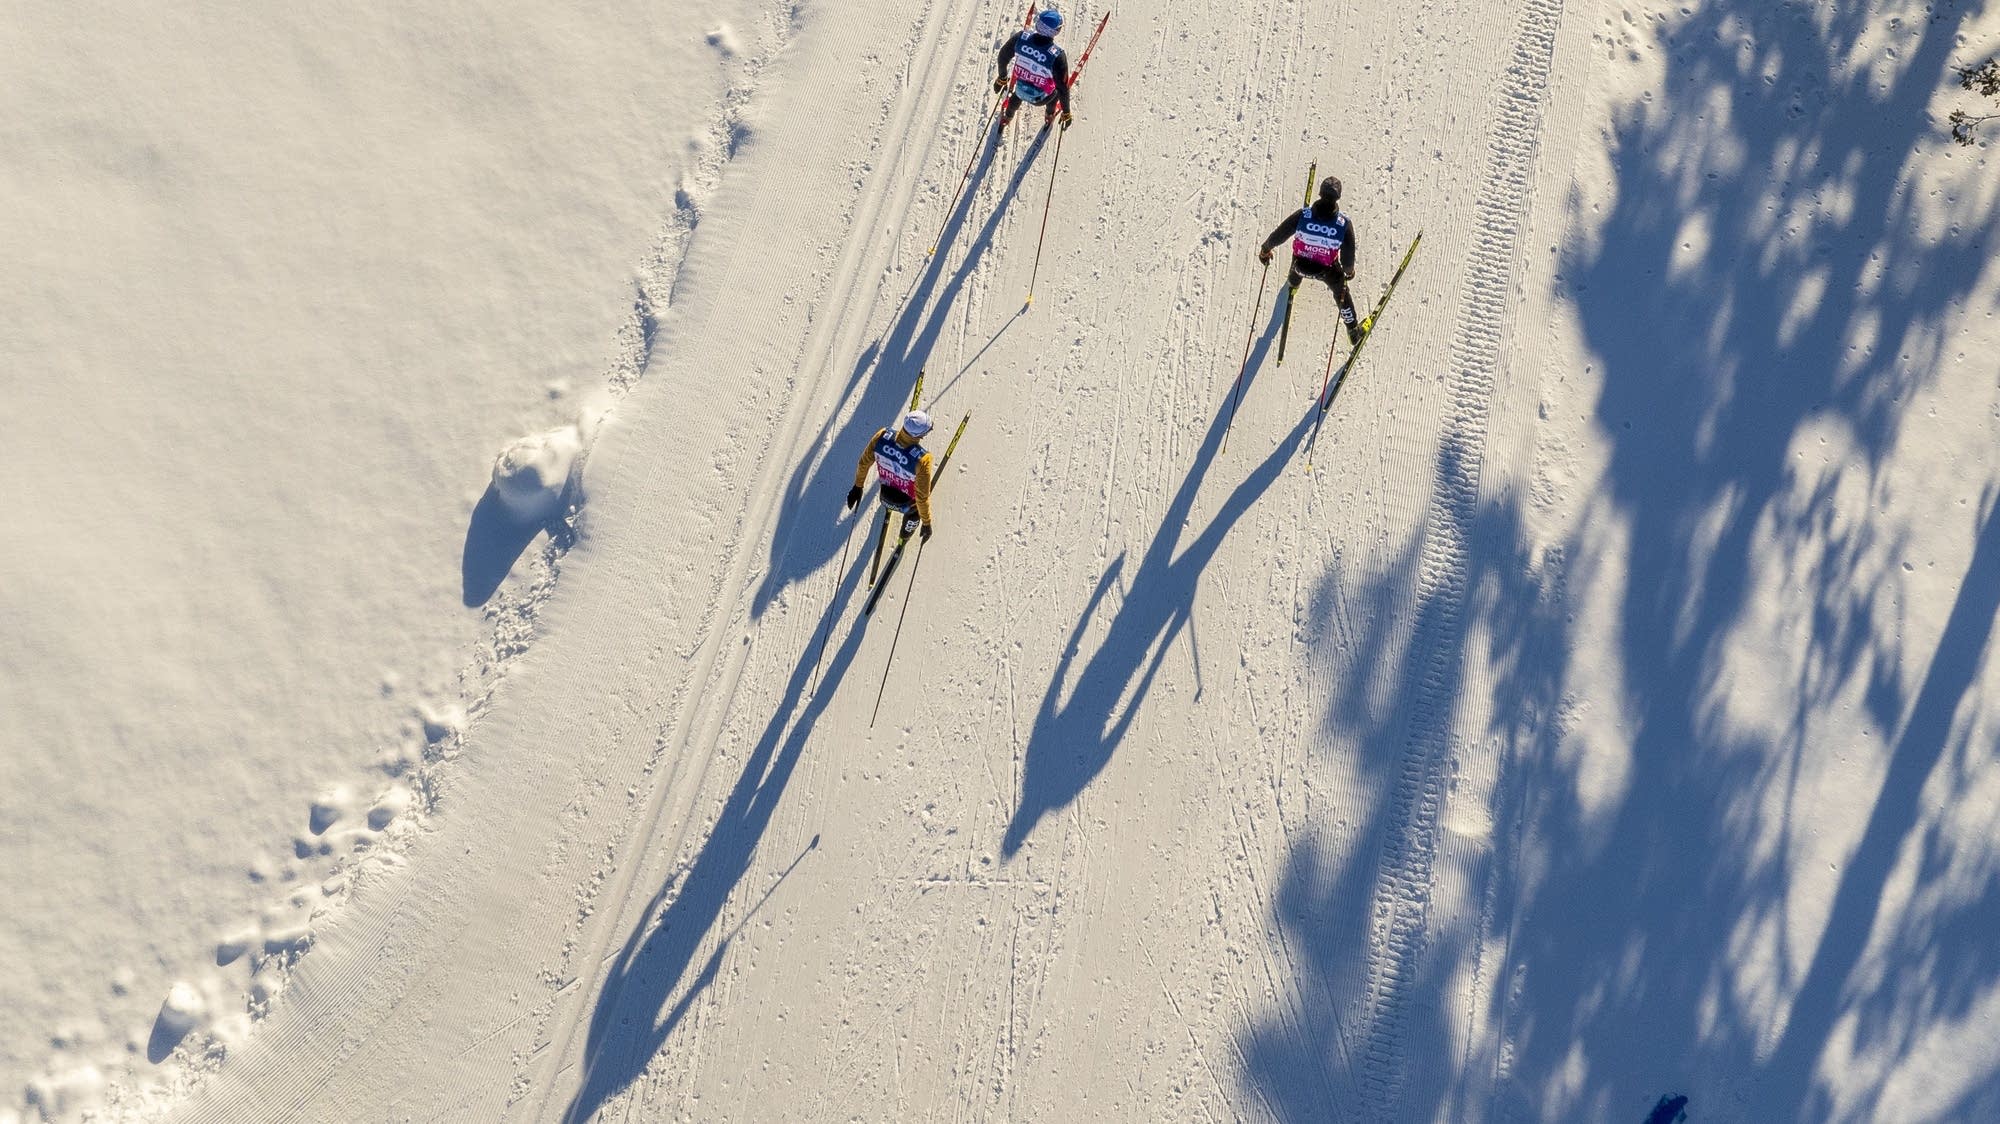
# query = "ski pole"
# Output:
<box><xmin>1314</xmin><ymin>309</ymin><xmax>1348</xmax><ymax>411</ymax></box>
<box><xmin>1219</xmin><ymin>258</ymin><xmax>1271</xmax><ymax>455</ymax></box>
<box><xmin>869</xmin><ymin>537</ymin><xmax>928</xmax><ymax>728</ymax></box>
<box><xmin>928</xmin><ymin>90</ymin><xmax>1007</xmax><ymax>258</ymax></box>
<box><xmin>1299</xmin><ymin>319</ymin><xmax>1346</xmax><ymax>471</ymax></box>
<box><xmin>808</xmin><ymin>509</ymin><xmax>861</xmax><ymax>698</ymax></box>
<box><xmin>1023</xmin><ymin>121</ymin><xmax>1067</xmax><ymax>307</ymax></box>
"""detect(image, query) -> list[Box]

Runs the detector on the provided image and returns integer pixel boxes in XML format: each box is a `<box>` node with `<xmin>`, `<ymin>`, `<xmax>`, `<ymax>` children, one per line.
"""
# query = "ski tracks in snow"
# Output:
<box><xmin>1348</xmin><ymin>0</ymin><xmax>1567</xmax><ymax>1117</ymax></box>
<box><xmin>523</xmin><ymin>0</ymin><xmax>1032</xmax><ymax>1117</ymax></box>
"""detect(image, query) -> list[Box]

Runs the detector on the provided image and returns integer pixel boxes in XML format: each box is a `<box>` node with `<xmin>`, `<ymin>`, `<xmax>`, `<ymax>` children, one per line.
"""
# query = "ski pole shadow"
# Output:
<box><xmin>1002</xmin><ymin>302</ymin><xmax>1291</xmax><ymax>857</ymax></box>
<box><xmin>751</xmin><ymin>129</ymin><xmax>1051</xmax><ymax>620</ymax></box>
<box><xmin>560</xmin><ymin>532</ymin><xmax>874</xmax><ymax>1124</ymax></box>
<box><xmin>923</xmin><ymin>302</ymin><xmax>1023</xmax><ymax>406</ymax></box>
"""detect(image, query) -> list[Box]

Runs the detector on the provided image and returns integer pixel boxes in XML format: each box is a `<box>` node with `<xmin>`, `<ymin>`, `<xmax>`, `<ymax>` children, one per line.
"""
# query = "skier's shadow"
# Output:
<box><xmin>560</xmin><ymin>531</ymin><xmax>875</xmax><ymax>1124</ymax></box>
<box><xmin>751</xmin><ymin>127</ymin><xmax>1052</xmax><ymax>620</ymax></box>
<box><xmin>1003</xmin><ymin>301</ymin><xmax>1297</xmax><ymax>857</ymax></box>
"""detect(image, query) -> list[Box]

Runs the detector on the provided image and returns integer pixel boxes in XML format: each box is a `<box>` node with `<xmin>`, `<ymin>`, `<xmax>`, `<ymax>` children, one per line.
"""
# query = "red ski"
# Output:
<box><xmin>1066</xmin><ymin>11</ymin><xmax>1113</xmax><ymax>94</ymax></box>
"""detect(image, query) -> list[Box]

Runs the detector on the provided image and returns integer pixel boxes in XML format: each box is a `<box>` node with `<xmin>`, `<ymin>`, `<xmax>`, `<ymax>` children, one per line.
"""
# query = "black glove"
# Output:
<box><xmin>993</xmin><ymin>74</ymin><xmax>1006</xmax><ymax>94</ymax></box>
<box><xmin>920</xmin><ymin>522</ymin><xmax>934</xmax><ymax>543</ymax></box>
<box><xmin>1258</xmin><ymin>247</ymin><xmax>1273</xmax><ymax>265</ymax></box>
<box><xmin>845</xmin><ymin>485</ymin><xmax>863</xmax><ymax>511</ymax></box>
<box><xmin>1059</xmin><ymin>110</ymin><xmax>1073</xmax><ymax>130</ymax></box>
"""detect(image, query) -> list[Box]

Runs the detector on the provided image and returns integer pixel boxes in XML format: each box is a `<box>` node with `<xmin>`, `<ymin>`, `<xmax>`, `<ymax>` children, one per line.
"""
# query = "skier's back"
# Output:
<box><xmin>1261</xmin><ymin>176</ymin><xmax>1363</xmax><ymax>346</ymax></box>
<box><xmin>995</xmin><ymin>7</ymin><xmax>1074</xmax><ymax>130</ymax></box>
<box><xmin>846</xmin><ymin>410</ymin><xmax>937</xmax><ymax>543</ymax></box>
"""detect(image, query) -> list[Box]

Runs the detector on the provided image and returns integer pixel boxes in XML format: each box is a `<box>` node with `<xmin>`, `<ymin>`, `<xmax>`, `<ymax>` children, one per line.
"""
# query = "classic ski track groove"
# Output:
<box><xmin>1352</xmin><ymin>0</ymin><xmax>1565</xmax><ymax>1116</ymax></box>
<box><xmin>520</xmin><ymin>0</ymin><xmax>987</xmax><ymax>1117</ymax></box>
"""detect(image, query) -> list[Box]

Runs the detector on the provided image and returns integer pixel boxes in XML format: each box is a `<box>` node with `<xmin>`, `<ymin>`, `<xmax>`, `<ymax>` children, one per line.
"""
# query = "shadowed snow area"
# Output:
<box><xmin>1246</xmin><ymin>3</ymin><xmax>2000</xmax><ymax>1121</ymax></box>
<box><xmin>5</xmin><ymin>0</ymin><xmax>1998</xmax><ymax>1121</ymax></box>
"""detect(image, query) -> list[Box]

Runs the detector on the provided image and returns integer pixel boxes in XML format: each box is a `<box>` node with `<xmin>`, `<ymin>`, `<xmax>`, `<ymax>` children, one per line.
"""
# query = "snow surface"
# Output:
<box><xmin>4</xmin><ymin>0</ymin><xmax>1999</xmax><ymax>1121</ymax></box>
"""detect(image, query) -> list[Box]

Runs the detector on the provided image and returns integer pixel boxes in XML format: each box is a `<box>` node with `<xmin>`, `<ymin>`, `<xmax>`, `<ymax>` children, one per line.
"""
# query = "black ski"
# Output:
<box><xmin>1275</xmin><ymin>161</ymin><xmax>1315</xmax><ymax>365</ymax></box>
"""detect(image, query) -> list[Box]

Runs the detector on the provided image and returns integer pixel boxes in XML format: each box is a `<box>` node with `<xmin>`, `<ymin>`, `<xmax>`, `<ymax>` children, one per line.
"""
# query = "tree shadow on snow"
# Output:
<box><xmin>1003</xmin><ymin>303</ymin><xmax>1294</xmax><ymax>857</ymax></box>
<box><xmin>558</xmin><ymin>537</ymin><xmax>870</xmax><ymax>1123</ymax></box>
<box><xmin>1240</xmin><ymin>426</ymin><xmax>1570</xmax><ymax>1120</ymax></box>
<box><xmin>1238</xmin><ymin>3</ymin><xmax>2000</xmax><ymax>1121</ymax></box>
<box><xmin>749</xmin><ymin>127</ymin><xmax>1051</xmax><ymax>620</ymax></box>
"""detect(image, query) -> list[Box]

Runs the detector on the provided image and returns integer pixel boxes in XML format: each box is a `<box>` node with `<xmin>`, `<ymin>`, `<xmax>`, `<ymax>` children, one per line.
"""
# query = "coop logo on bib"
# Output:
<box><xmin>1010</xmin><ymin>43</ymin><xmax>1058</xmax><ymax>97</ymax></box>
<box><xmin>873</xmin><ymin>430</ymin><xmax>923</xmax><ymax>491</ymax></box>
<box><xmin>1293</xmin><ymin>210</ymin><xmax>1347</xmax><ymax>267</ymax></box>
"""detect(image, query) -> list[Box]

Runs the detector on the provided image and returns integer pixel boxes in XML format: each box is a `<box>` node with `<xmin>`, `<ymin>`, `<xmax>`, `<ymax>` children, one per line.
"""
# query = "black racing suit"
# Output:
<box><xmin>1262</xmin><ymin>201</ymin><xmax>1362</xmax><ymax>344</ymax></box>
<box><xmin>996</xmin><ymin>31</ymin><xmax>1072</xmax><ymax>121</ymax></box>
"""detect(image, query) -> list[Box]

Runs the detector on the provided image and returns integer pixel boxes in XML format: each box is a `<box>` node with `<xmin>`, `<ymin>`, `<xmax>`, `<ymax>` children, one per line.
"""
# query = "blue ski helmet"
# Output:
<box><xmin>1034</xmin><ymin>7</ymin><xmax>1063</xmax><ymax>35</ymax></box>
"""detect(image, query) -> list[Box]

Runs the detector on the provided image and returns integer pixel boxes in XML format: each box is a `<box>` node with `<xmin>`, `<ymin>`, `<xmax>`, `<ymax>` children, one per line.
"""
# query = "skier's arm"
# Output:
<box><xmin>1052</xmin><ymin>51</ymin><xmax>1073</xmax><ymax>113</ymax></box>
<box><xmin>1260</xmin><ymin>212</ymin><xmax>1301</xmax><ymax>254</ymax></box>
<box><xmin>852</xmin><ymin>428</ymin><xmax>885</xmax><ymax>490</ymax></box>
<box><xmin>1340</xmin><ymin>220</ymin><xmax>1357</xmax><ymax>279</ymax></box>
<box><xmin>912</xmin><ymin>452</ymin><xmax>935</xmax><ymax>527</ymax></box>
<box><xmin>996</xmin><ymin>33</ymin><xmax>1018</xmax><ymax>82</ymax></box>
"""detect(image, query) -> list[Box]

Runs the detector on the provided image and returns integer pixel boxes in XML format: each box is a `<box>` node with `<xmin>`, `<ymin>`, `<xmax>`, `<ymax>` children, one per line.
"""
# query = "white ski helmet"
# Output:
<box><xmin>900</xmin><ymin>410</ymin><xmax>934</xmax><ymax>438</ymax></box>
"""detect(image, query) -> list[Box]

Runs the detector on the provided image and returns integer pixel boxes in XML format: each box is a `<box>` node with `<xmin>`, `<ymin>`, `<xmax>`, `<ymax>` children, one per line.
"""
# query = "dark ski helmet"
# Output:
<box><xmin>1319</xmin><ymin>176</ymin><xmax>1342</xmax><ymax>203</ymax></box>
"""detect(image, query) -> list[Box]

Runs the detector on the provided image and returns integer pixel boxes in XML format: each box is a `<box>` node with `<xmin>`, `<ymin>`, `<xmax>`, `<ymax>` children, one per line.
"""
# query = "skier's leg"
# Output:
<box><xmin>1329</xmin><ymin>271</ymin><xmax>1363</xmax><ymax>344</ymax></box>
<box><xmin>998</xmin><ymin>93</ymin><xmax>1021</xmax><ymax>127</ymax></box>
<box><xmin>879</xmin><ymin>487</ymin><xmax>919</xmax><ymax>542</ymax></box>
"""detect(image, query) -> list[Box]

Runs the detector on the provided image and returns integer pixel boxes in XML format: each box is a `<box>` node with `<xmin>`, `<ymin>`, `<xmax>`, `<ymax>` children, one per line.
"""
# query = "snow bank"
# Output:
<box><xmin>0</xmin><ymin>0</ymin><xmax>747</xmax><ymax>1117</ymax></box>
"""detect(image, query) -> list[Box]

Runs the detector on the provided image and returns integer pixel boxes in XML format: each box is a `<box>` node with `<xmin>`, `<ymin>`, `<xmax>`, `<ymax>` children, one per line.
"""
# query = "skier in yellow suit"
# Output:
<box><xmin>846</xmin><ymin>409</ymin><xmax>936</xmax><ymax>543</ymax></box>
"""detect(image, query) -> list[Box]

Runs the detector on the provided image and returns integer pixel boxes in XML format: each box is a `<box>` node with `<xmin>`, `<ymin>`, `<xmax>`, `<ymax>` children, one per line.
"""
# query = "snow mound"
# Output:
<box><xmin>417</xmin><ymin>701</ymin><xmax>466</xmax><ymax>744</ymax></box>
<box><xmin>156</xmin><ymin>983</ymin><xmax>205</xmax><ymax>1037</ymax></box>
<box><xmin>367</xmin><ymin>786</ymin><xmax>412</xmax><ymax>830</ymax></box>
<box><xmin>145</xmin><ymin>981</ymin><xmax>207</xmax><ymax>1063</ymax></box>
<box><xmin>308</xmin><ymin>785</ymin><xmax>355</xmax><ymax>835</ymax></box>
<box><xmin>705</xmin><ymin>25</ymin><xmax>741</xmax><ymax>57</ymax></box>
<box><xmin>25</xmin><ymin>1063</ymin><xmax>104</xmax><ymax>1121</ymax></box>
<box><xmin>490</xmin><ymin>425</ymin><xmax>582</xmax><ymax>522</ymax></box>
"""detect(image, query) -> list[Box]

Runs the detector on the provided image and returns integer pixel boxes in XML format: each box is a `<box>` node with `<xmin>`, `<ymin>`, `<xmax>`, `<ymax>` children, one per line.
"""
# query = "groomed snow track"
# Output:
<box><xmin>1352</xmin><ymin>0</ymin><xmax>1567</xmax><ymax>1117</ymax></box>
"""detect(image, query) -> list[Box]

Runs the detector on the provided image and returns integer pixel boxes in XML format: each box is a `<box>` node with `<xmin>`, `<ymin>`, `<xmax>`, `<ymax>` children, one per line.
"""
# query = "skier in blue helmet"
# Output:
<box><xmin>994</xmin><ymin>6</ymin><xmax>1074</xmax><ymax>131</ymax></box>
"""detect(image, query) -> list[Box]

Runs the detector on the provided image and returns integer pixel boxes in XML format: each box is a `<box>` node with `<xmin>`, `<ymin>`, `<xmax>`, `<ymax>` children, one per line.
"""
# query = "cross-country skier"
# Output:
<box><xmin>994</xmin><ymin>6</ymin><xmax>1075</xmax><ymax>131</ymax></box>
<box><xmin>1259</xmin><ymin>176</ymin><xmax>1363</xmax><ymax>346</ymax></box>
<box><xmin>845</xmin><ymin>410</ymin><xmax>936</xmax><ymax>542</ymax></box>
